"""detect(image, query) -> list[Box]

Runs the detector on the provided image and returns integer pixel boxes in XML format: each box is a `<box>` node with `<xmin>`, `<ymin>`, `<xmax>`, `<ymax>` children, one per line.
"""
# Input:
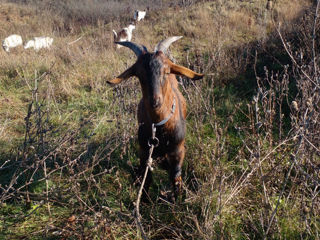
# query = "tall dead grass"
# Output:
<box><xmin>0</xmin><ymin>0</ymin><xmax>319</xmax><ymax>239</ymax></box>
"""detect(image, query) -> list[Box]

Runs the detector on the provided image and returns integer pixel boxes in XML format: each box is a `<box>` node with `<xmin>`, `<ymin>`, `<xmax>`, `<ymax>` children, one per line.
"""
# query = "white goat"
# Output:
<box><xmin>133</xmin><ymin>10</ymin><xmax>146</xmax><ymax>22</ymax></box>
<box><xmin>2</xmin><ymin>34</ymin><xmax>23</xmax><ymax>52</ymax></box>
<box><xmin>112</xmin><ymin>24</ymin><xmax>135</xmax><ymax>49</ymax></box>
<box><xmin>24</xmin><ymin>37</ymin><xmax>53</xmax><ymax>51</ymax></box>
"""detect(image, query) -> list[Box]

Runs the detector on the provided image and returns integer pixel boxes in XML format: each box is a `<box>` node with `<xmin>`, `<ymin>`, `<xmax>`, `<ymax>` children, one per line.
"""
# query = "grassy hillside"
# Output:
<box><xmin>0</xmin><ymin>0</ymin><xmax>319</xmax><ymax>239</ymax></box>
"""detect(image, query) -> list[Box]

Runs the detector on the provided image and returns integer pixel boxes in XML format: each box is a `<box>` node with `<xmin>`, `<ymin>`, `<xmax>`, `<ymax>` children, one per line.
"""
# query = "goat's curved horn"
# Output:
<box><xmin>154</xmin><ymin>36</ymin><xmax>183</xmax><ymax>54</ymax></box>
<box><xmin>115</xmin><ymin>41</ymin><xmax>148</xmax><ymax>57</ymax></box>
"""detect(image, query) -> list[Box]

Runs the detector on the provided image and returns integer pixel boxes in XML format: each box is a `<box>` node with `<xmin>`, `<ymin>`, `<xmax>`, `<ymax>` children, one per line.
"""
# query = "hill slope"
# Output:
<box><xmin>0</xmin><ymin>0</ymin><xmax>319</xmax><ymax>239</ymax></box>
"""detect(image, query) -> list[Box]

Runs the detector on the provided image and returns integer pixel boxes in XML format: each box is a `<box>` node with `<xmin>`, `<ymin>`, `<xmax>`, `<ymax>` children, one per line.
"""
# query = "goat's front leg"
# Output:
<box><xmin>168</xmin><ymin>142</ymin><xmax>185</xmax><ymax>200</ymax></box>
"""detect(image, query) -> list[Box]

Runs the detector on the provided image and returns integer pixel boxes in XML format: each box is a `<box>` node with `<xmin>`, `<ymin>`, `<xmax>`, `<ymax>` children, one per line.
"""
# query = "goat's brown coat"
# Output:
<box><xmin>108</xmin><ymin>43</ymin><xmax>203</xmax><ymax>201</ymax></box>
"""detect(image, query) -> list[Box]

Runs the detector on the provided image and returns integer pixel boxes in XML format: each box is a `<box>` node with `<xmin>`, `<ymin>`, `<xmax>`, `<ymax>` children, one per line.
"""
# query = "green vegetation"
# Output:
<box><xmin>0</xmin><ymin>0</ymin><xmax>319</xmax><ymax>239</ymax></box>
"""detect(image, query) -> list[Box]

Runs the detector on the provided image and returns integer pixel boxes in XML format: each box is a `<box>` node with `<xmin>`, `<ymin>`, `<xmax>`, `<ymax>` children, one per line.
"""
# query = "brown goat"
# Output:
<box><xmin>108</xmin><ymin>37</ymin><xmax>204</xmax><ymax>201</ymax></box>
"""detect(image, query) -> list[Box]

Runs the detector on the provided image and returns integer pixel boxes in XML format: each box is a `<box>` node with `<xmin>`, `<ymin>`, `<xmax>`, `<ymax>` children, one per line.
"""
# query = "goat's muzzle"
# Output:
<box><xmin>150</xmin><ymin>96</ymin><xmax>162</xmax><ymax>109</ymax></box>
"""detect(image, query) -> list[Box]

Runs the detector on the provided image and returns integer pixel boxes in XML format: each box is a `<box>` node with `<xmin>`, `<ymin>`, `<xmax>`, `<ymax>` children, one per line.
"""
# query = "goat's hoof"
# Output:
<box><xmin>174</xmin><ymin>176</ymin><xmax>182</xmax><ymax>194</ymax></box>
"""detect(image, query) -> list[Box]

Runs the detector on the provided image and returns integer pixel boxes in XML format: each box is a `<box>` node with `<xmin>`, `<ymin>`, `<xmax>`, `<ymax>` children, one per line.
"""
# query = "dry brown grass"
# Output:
<box><xmin>276</xmin><ymin>0</ymin><xmax>311</xmax><ymax>21</ymax></box>
<box><xmin>0</xmin><ymin>0</ymin><xmax>319</xmax><ymax>239</ymax></box>
<box><xmin>0</xmin><ymin>0</ymin><xmax>314</xmax><ymax>165</ymax></box>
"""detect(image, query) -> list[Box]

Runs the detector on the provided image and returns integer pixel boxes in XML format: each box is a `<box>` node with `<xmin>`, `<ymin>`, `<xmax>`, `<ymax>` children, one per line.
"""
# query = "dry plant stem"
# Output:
<box><xmin>68</xmin><ymin>36</ymin><xmax>84</xmax><ymax>45</ymax></box>
<box><xmin>254</xmin><ymin>94</ymin><xmax>270</xmax><ymax>238</ymax></box>
<box><xmin>0</xmin><ymin>146</ymin><xmax>86</xmax><ymax>202</ymax></box>
<box><xmin>254</xmin><ymin>93</ymin><xmax>270</xmax><ymax>208</ymax></box>
<box><xmin>34</xmin><ymin>73</ymin><xmax>52</xmax><ymax>216</ymax></box>
<box><xmin>134</xmin><ymin>144</ymin><xmax>154</xmax><ymax>240</ymax></box>
<box><xmin>276</xmin><ymin>25</ymin><xmax>320</xmax><ymax>89</ymax></box>
<box><xmin>312</xmin><ymin>0</ymin><xmax>320</xmax><ymax>79</ymax></box>
<box><xmin>43</xmin><ymin>160</ymin><xmax>51</xmax><ymax>217</ymax></box>
<box><xmin>0</xmin><ymin>112</ymin><xmax>9</xmax><ymax>138</ymax></box>
<box><xmin>221</xmin><ymin>136</ymin><xmax>295</xmax><ymax>210</ymax></box>
<box><xmin>303</xmin><ymin>135</ymin><xmax>320</xmax><ymax>153</ymax></box>
<box><xmin>265</xmin><ymin>135</ymin><xmax>304</xmax><ymax>237</ymax></box>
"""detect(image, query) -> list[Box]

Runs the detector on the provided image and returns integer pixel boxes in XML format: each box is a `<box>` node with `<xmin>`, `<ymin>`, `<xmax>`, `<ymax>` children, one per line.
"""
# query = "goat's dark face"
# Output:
<box><xmin>107</xmin><ymin>39</ymin><xmax>204</xmax><ymax>105</ymax></box>
<box><xmin>135</xmin><ymin>51</ymin><xmax>170</xmax><ymax>109</ymax></box>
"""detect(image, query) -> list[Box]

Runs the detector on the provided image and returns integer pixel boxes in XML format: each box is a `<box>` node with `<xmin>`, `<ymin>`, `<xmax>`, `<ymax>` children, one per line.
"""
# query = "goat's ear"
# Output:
<box><xmin>107</xmin><ymin>65</ymin><xmax>135</xmax><ymax>86</ymax></box>
<box><xmin>169</xmin><ymin>62</ymin><xmax>204</xmax><ymax>80</ymax></box>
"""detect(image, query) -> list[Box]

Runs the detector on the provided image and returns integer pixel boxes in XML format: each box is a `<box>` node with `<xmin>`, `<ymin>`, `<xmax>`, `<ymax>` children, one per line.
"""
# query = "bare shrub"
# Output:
<box><xmin>152</xmin><ymin>2</ymin><xmax>320</xmax><ymax>239</ymax></box>
<box><xmin>1</xmin><ymin>0</ymin><xmax>319</xmax><ymax>239</ymax></box>
<box><xmin>0</xmin><ymin>66</ymin><xmax>140</xmax><ymax>238</ymax></box>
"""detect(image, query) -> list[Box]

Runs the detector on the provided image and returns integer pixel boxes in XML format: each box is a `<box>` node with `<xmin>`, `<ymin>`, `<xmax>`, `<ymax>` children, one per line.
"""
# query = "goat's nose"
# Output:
<box><xmin>151</xmin><ymin>96</ymin><xmax>161</xmax><ymax>108</ymax></box>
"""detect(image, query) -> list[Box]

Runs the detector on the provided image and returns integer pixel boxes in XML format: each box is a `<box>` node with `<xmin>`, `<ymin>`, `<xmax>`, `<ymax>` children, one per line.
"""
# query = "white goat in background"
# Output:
<box><xmin>2</xmin><ymin>34</ymin><xmax>23</xmax><ymax>52</ymax></box>
<box><xmin>112</xmin><ymin>24</ymin><xmax>135</xmax><ymax>49</ymax></box>
<box><xmin>24</xmin><ymin>37</ymin><xmax>53</xmax><ymax>51</ymax></box>
<box><xmin>133</xmin><ymin>10</ymin><xmax>146</xmax><ymax>22</ymax></box>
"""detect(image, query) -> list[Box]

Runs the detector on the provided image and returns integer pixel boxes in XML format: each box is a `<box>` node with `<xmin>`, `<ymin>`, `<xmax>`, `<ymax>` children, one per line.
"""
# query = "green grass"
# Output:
<box><xmin>1</xmin><ymin>0</ymin><xmax>319</xmax><ymax>239</ymax></box>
